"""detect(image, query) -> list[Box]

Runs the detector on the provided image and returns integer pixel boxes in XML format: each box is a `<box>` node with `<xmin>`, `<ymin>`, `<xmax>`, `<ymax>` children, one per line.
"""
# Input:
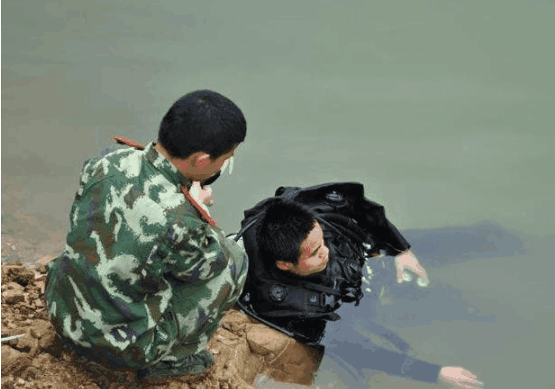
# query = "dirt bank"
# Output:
<box><xmin>1</xmin><ymin>261</ymin><xmax>321</xmax><ymax>389</ymax></box>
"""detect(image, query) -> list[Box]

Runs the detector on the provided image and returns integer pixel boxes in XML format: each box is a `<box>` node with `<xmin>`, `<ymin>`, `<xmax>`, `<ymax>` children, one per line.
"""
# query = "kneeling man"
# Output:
<box><xmin>45</xmin><ymin>90</ymin><xmax>248</xmax><ymax>380</ymax></box>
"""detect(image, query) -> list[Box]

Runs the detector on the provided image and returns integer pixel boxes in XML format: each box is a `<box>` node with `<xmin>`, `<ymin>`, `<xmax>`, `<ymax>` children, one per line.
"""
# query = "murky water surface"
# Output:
<box><xmin>2</xmin><ymin>1</ymin><xmax>554</xmax><ymax>388</ymax></box>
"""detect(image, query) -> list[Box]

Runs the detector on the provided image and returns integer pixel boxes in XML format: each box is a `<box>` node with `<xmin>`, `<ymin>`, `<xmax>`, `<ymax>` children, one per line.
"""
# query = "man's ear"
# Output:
<box><xmin>190</xmin><ymin>152</ymin><xmax>212</xmax><ymax>169</ymax></box>
<box><xmin>275</xmin><ymin>261</ymin><xmax>293</xmax><ymax>272</ymax></box>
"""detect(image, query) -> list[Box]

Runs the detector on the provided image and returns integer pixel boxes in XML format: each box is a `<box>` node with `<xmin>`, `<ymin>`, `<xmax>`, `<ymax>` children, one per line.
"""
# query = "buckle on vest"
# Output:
<box><xmin>320</xmin><ymin>293</ymin><xmax>335</xmax><ymax>309</ymax></box>
<box><xmin>308</xmin><ymin>293</ymin><xmax>319</xmax><ymax>306</ymax></box>
<box><xmin>269</xmin><ymin>284</ymin><xmax>287</xmax><ymax>303</ymax></box>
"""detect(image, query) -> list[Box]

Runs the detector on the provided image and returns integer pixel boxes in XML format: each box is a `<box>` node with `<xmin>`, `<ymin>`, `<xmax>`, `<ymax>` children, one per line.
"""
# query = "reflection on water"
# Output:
<box><xmin>403</xmin><ymin>224</ymin><xmax>526</xmax><ymax>268</ymax></box>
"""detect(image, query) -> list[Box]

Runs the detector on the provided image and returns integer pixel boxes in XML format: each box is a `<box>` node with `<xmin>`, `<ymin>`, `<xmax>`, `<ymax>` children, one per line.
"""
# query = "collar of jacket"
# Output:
<box><xmin>143</xmin><ymin>142</ymin><xmax>193</xmax><ymax>189</ymax></box>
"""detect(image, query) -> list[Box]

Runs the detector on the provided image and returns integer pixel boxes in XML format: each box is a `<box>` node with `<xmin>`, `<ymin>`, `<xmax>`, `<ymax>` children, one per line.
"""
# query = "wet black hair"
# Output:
<box><xmin>257</xmin><ymin>199</ymin><xmax>316</xmax><ymax>268</ymax></box>
<box><xmin>158</xmin><ymin>90</ymin><xmax>246</xmax><ymax>159</ymax></box>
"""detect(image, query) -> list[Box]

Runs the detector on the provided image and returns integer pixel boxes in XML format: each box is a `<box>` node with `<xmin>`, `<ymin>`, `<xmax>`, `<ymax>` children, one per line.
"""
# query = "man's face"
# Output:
<box><xmin>197</xmin><ymin>146</ymin><xmax>236</xmax><ymax>181</ymax></box>
<box><xmin>277</xmin><ymin>221</ymin><xmax>330</xmax><ymax>276</ymax></box>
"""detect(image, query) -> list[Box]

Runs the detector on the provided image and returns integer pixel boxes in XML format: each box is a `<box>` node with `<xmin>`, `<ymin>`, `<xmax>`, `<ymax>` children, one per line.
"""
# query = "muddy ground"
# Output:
<box><xmin>1</xmin><ymin>261</ymin><xmax>322</xmax><ymax>389</ymax></box>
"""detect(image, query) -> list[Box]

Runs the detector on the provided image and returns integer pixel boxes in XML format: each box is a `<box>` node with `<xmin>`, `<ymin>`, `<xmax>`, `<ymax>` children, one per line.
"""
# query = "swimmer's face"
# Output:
<box><xmin>276</xmin><ymin>221</ymin><xmax>330</xmax><ymax>276</ymax></box>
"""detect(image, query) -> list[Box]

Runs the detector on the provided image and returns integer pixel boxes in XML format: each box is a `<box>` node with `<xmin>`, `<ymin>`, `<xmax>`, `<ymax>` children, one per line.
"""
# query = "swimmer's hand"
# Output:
<box><xmin>439</xmin><ymin>367</ymin><xmax>484</xmax><ymax>388</ymax></box>
<box><xmin>394</xmin><ymin>249</ymin><xmax>429</xmax><ymax>284</ymax></box>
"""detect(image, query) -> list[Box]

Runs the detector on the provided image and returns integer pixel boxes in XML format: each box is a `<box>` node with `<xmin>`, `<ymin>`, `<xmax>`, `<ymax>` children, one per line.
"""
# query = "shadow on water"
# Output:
<box><xmin>402</xmin><ymin>222</ymin><xmax>526</xmax><ymax>269</ymax></box>
<box><xmin>373</xmin><ymin>278</ymin><xmax>497</xmax><ymax>328</ymax></box>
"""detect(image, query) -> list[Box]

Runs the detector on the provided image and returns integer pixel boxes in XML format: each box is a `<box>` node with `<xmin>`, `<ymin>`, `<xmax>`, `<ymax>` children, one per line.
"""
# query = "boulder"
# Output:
<box><xmin>5</xmin><ymin>282</ymin><xmax>25</xmax><ymax>292</ymax></box>
<box><xmin>206</xmin><ymin>308</ymin><xmax>323</xmax><ymax>387</ymax></box>
<box><xmin>246</xmin><ymin>323</ymin><xmax>291</xmax><ymax>358</ymax></box>
<box><xmin>1</xmin><ymin>345</ymin><xmax>23</xmax><ymax>370</ymax></box>
<box><xmin>2</xmin><ymin>289</ymin><xmax>25</xmax><ymax>305</ymax></box>
<box><xmin>207</xmin><ymin>312</ymin><xmax>264</xmax><ymax>388</ymax></box>
<box><xmin>5</xmin><ymin>265</ymin><xmax>34</xmax><ymax>287</ymax></box>
<box><xmin>260</xmin><ymin>335</ymin><xmax>322</xmax><ymax>386</ymax></box>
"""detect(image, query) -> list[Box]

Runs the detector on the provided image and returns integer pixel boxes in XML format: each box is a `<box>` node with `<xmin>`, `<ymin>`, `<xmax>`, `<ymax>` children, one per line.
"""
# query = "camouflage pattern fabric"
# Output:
<box><xmin>45</xmin><ymin>142</ymin><xmax>248</xmax><ymax>371</ymax></box>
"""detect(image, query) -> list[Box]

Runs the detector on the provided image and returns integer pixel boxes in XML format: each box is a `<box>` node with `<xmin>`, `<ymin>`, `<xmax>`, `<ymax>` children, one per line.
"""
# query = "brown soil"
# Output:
<box><xmin>1</xmin><ymin>261</ymin><xmax>322</xmax><ymax>389</ymax></box>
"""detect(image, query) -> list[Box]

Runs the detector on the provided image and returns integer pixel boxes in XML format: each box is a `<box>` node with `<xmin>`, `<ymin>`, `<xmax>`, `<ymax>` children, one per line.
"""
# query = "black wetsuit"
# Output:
<box><xmin>235</xmin><ymin>182</ymin><xmax>442</xmax><ymax>384</ymax></box>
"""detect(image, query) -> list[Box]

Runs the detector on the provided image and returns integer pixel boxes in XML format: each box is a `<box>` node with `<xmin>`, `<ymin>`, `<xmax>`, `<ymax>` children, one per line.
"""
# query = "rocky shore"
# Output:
<box><xmin>1</xmin><ymin>260</ymin><xmax>321</xmax><ymax>389</ymax></box>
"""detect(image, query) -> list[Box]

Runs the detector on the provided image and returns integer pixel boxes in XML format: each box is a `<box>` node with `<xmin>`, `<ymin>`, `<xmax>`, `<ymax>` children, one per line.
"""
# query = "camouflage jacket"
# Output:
<box><xmin>45</xmin><ymin>142</ymin><xmax>247</xmax><ymax>364</ymax></box>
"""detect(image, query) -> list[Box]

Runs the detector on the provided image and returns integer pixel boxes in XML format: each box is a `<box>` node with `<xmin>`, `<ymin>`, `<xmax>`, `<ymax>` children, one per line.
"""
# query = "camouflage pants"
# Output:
<box><xmin>46</xmin><ymin>240</ymin><xmax>248</xmax><ymax>372</ymax></box>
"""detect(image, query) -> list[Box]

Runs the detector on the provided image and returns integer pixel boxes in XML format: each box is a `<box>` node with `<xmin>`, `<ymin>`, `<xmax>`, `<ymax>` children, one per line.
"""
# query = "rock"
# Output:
<box><xmin>22</xmin><ymin>365</ymin><xmax>39</xmax><ymax>381</ymax></box>
<box><xmin>1</xmin><ymin>376</ymin><xmax>16</xmax><ymax>389</ymax></box>
<box><xmin>41</xmin><ymin>332</ymin><xmax>63</xmax><ymax>357</ymax></box>
<box><xmin>208</xmin><ymin>308</ymin><xmax>322</xmax><ymax>387</ymax></box>
<box><xmin>31</xmin><ymin>353</ymin><xmax>56</xmax><ymax>370</ymax></box>
<box><xmin>2</xmin><ymin>290</ymin><xmax>25</xmax><ymax>304</ymax></box>
<box><xmin>220</xmin><ymin>309</ymin><xmax>254</xmax><ymax>335</ymax></box>
<box><xmin>5</xmin><ymin>266</ymin><xmax>34</xmax><ymax>287</ymax></box>
<box><xmin>18</xmin><ymin>303</ymin><xmax>36</xmax><ymax>315</ymax></box>
<box><xmin>36</xmin><ymin>256</ymin><xmax>55</xmax><ymax>274</ymax></box>
<box><xmin>1</xmin><ymin>344</ymin><xmax>32</xmax><ymax>376</ymax></box>
<box><xmin>213</xmin><ymin>327</ymin><xmax>240</xmax><ymax>344</ymax></box>
<box><xmin>258</xmin><ymin>332</ymin><xmax>322</xmax><ymax>386</ymax></box>
<box><xmin>208</xmin><ymin>327</ymin><xmax>263</xmax><ymax>386</ymax></box>
<box><xmin>32</xmin><ymin>319</ymin><xmax>52</xmax><ymax>333</ymax></box>
<box><xmin>36</xmin><ymin>280</ymin><xmax>46</xmax><ymax>295</ymax></box>
<box><xmin>1</xmin><ymin>345</ymin><xmax>23</xmax><ymax>369</ymax></box>
<box><xmin>6</xmin><ymin>282</ymin><xmax>25</xmax><ymax>292</ymax></box>
<box><xmin>15</xmin><ymin>332</ymin><xmax>39</xmax><ymax>354</ymax></box>
<box><xmin>36</xmin><ymin>256</ymin><xmax>56</xmax><ymax>267</ymax></box>
<box><xmin>245</xmin><ymin>324</ymin><xmax>290</xmax><ymax>357</ymax></box>
<box><xmin>1</xmin><ymin>266</ymin><xmax>8</xmax><ymax>285</ymax></box>
<box><xmin>247</xmin><ymin>324</ymin><xmax>322</xmax><ymax>385</ymax></box>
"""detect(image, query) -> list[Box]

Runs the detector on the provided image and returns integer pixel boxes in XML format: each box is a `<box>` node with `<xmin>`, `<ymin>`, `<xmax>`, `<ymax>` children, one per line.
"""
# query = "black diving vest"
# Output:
<box><xmin>235</xmin><ymin>182</ymin><xmax>387</xmax><ymax>344</ymax></box>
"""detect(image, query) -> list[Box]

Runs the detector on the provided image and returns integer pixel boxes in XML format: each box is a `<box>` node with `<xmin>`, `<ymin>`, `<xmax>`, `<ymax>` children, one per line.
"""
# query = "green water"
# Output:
<box><xmin>3</xmin><ymin>0</ymin><xmax>554</xmax><ymax>236</ymax></box>
<box><xmin>2</xmin><ymin>1</ymin><xmax>554</xmax><ymax>388</ymax></box>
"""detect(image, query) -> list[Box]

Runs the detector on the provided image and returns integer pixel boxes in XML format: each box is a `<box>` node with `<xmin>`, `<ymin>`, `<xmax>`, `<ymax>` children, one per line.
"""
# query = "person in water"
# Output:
<box><xmin>228</xmin><ymin>182</ymin><xmax>484</xmax><ymax>389</ymax></box>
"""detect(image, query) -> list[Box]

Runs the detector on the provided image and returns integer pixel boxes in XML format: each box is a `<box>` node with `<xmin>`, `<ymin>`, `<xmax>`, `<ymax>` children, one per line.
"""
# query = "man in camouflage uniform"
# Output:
<box><xmin>45</xmin><ymin>90</ymin><xmax>248</xmax><ymax>379</ymax></box>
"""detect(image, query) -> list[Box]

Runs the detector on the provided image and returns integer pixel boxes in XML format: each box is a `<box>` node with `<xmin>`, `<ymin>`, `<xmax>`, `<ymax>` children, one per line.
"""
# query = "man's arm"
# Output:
<box><xmin>327</xmin><ymin>339</ymin><xmax>442</xmax><ymax>384</ymax></box>
<box><xmin>352</xmin><ymin>191</ymin><xmax>429</xmax><ymax>283</ymax></box>
<box><xmin>327</xmin><ymin>340</ymin><xmax>484</xmax><ymax>387</ymax></box>
<box><xmin>156</xmin><ymin>215</ymin><xmax>231</xmax><ymax>284</ymax></box>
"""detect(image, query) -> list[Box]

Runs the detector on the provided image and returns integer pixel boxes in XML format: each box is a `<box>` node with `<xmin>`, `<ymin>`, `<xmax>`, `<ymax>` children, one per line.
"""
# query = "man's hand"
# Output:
<box><xmin>188</xmin><ymin>182</ymin><xmax>215</xmax><ymax>215</ymax></box>
<box><xmin>394</xmin><ymin>250</ymin><xmax>429</xmax><ymax>284</ymax></box>
<box><xmin>439</xmin><ymin>366</ymin><xmax>484</xmax><ymax>388</ymax></box>
<box><xmin>189</xmin><ymin>182</ymin><xmax>215</xmax><ymax>208</ymax></box>
<box><xmin>200</xmin><ymin>185</ymin><xmax>215</xmax><ymax>207</ymax></box>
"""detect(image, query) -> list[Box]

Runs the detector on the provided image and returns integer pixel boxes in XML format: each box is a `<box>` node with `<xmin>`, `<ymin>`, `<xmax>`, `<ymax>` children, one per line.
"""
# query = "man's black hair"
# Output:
<box><xmin>158</xmin><ymin>90</ymin><xmax>246</xmax><ymax>159</ymax></box>
<box><xmin>257</xmin><ymin>199</ymin><xmax>316</xmax><ymax>269</ymax></box>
